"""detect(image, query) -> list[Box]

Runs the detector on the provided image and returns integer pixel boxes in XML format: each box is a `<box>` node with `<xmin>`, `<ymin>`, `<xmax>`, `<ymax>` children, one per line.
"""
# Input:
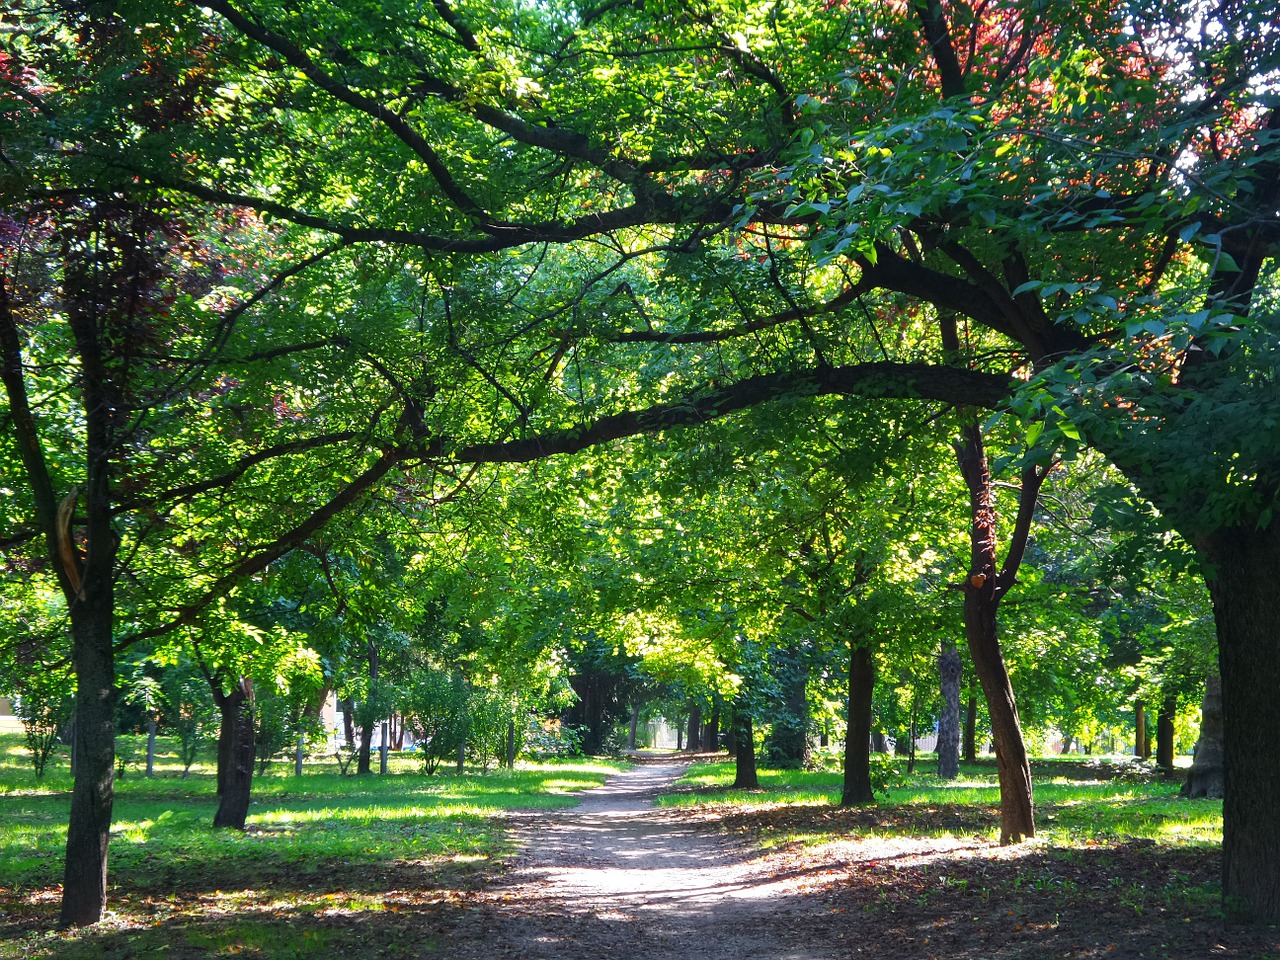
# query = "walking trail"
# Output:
<box><xmin>441</xmin><ymin>761</ymin><xmax>832</xmax><ymax>959</ymax></box>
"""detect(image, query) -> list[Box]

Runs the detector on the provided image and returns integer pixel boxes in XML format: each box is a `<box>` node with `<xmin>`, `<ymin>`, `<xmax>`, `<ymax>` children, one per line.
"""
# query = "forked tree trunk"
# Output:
<box><xmin>841</xmin><ymin>642</ymin><xmax>875</xmax><ymax>806</ymax></box>
<box><xmin>954</xmin><ymin>418</ymin><xmax>1041</xmax><ymax>845</ymax></box>
<box><xmin>1199</xmin><ymin>528</ymin><xmax>1280</xmax><ymax>921</ymax></box>
<box><xmin>732</xmin><ymin>704</ymin><xmax>757</xmax><ymax>789</ymax></box>
<box><xmin>937</xmin><ymin>644</ymin><xmax>962</xmax><ymax>780</ymax></box>
<box><xmin>1181</xmin><ymin>673</ymin><xmax>1223</xmax><ymax>800</ymax></box>
<box><xmin>212</xmin><ymin>677</ymin><xmax>256</xmax><ymax>830</ymax></box>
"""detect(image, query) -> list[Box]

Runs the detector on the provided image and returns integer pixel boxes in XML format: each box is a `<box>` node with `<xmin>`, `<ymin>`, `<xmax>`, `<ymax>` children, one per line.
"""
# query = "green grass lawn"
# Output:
<box><xmin>0</xmin><ymin>732</ymin><xmax>625</xmax><ymax>958</ymax></box>
<box><xmin>657</xmin><ymin>754</ymin><xmax>1223</xmax><ymax>848</ymax></box>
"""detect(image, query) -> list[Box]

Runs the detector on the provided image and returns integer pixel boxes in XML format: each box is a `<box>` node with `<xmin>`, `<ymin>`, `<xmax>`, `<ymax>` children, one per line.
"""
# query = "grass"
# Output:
<box><xmin>656</xmin><ymin>754</ymin><xmax>1223</xmax><ymax>848</ymax></box>
<box><xmin>0</xmin><ymin>733</ymin><xmax>626</xmax><ymax>958</ymax></box>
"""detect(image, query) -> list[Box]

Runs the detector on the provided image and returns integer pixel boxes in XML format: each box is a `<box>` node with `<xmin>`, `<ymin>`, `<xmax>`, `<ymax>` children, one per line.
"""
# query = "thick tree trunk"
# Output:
<box><xmin>212</xmin><ymin>678</ymin><xmax>255</xmax><ymax>830</ymax></box>
<box><xmin>1156</xmin><ymin>694</ymin><xmax>1177</xmax><ymax>774</ymax></box>
<box><xmin>841</xmin><ymin>642</ymin><xmax>875</xmax><ymax>806</ymax></box>
<box><xmin>1182</xmin><ymin>674</ymin><xmax>1224</xmax><ymax>799</ymax></box>
<box><xmin>732</xmin><ymin>703</ymin><xmax>757</xmax><ymax>789</ymax></box>
<box><xmin>60</xmin><ymin>594</ymin><xmax>117</xmax><ymax>927</ymax></box>
<box><xmin>724</xmin><ymin>716</ymin><xmax>738</xmax><ymax>759</ymax></box>
<box><xmin>963</xmin><ymin>678</ymin><xmax>977</xmax><ymax>761</ymax></box>
<box><xmin>704</xmin><ymin>706</ymin><xmax>719</xmax><ymax>754</ymax></box>
<box><xmin>937</xmin><ymin>644</ymin><xmax>962</xmax><ymax>780</ymax></box>
<box><xmin>1199</xmin><ymin>529</ymin><xmax>1280</xmax><ymax>921</ymax></box>
<box><xmin>685</xmin><ymin>704</ymin><xmax>702</xmax><ymax>753</ymax></box>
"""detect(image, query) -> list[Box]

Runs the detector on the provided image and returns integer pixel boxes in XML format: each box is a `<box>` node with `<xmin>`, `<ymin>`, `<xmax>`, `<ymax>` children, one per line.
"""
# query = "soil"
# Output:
<box><xmin>435</xmin><ymin>760</ymin><xmax>1279</xmax><ymax>960</ymax></box>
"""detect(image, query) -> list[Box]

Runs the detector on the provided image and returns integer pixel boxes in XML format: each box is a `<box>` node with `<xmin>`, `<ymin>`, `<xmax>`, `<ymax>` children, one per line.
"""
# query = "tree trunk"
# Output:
<box><xmin>1198</xmin><ymin>528</ymin><xmax>1280</xmax><ymax>920</ymax></box>
<box><xmin>732</xmin><ymin>701</ymin><xmax>757</xmax><ymax>789</ymax></box>
<box><xmin>704</xmin><ymin>706</ymin><xmax>719</xmax><ymax>754</ymax></box>
<box><xmin>954</xmin><ymin>419</ymin><xmax>1037</xmax><ymax>845</ymax></box>
<box><xmin>60</xmin><ymin>593</ymin><xmax>117</xmax><ymax>927</ymax></box>
<box><xmin>357</xmin><ymin>642</ymin><xmax>379</xmax><ymax>776</ymax></box>
<box><xmin>506</xmin><ymin>719</ymin><xmax>517</xmax><ymax>768</ymax></box>
<box><xmin>1156</xmin><ymin>694</ymin><xmax>1177</xmax><ymax>774</ymax></box>
<box><xmin>937</xmin><ymin>644</ymin><xmax>962</xmax><ymax>780</ymax></box>
<box><xmin>963</xmin><ymin>678</ymin><xmax>978</xmax><ymax>762</ymax></box>
<box><xmin>725</xmin><ymin>716</ymin><xmax>738</xmax><ymax>758</ymax></box>
<box><xmin>212</xmin><ymin>678</ymin><xmax>255</xmax><ymax>830</ymax></box>
<box><xmin>1134</xmin><ymin>702</ymin><xmax>1147</xmax><ymax>759</ymax></box>
<box><xmin>685</xmin><ymin>704</ymin><xmax>702</xmax><ymax>753</ymax></box>
<box><xmin>871</xmin><ymin>732</ymin><xmax>889</xmax><ymax>753</ymax></box>
<box><xmin>1182</xmin><ymin>673</ymin><xmax>1224</xmax><ymax>799</ymax></box>
<box><xmin>627</xmin><ymin>706</ymin><xmax>639</xmax><ymax>750</ymax></box>
<box><xmin>455</xmin><ymin>734</ymin><xmax>465</xmax><ymax>774</ymax></box>
<box><xmin>295</xmin><ymin>731</ymin><xmax>305</xmax><ymax>777</ymax></box>
<box><xmin>339</xmin><ymin>697</ymin><xmax>355</xmax><ymax>746</ymax></box>
<box><xmin>841</xmin><ymin>642</ymin><xmax>875</xmax><ymax>806</ymax></box>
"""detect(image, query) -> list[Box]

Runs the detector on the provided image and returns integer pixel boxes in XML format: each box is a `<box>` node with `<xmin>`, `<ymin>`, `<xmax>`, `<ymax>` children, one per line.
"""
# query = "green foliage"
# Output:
<box><xmin>11</xmin><ymin>668</ymin><xmax>73</xmax><ymax>780</ymax></box>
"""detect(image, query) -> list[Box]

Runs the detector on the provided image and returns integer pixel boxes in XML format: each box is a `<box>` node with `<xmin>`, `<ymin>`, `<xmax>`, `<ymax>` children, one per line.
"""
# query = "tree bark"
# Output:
<box><xmin>963</xmin><ymin>678</ymin><xmax>977</xmax><ymax>761</ymax></box>
<box><xmin>937</xmin><ymin>643</ymin><xmax>962</xmax><ymax>780</ymax></box>
<box><xmin>732</xmin><ymin>701</ymin><xmax>757</xmax><ymax>789</ymax></box>
<box><xmin>627</xmin><ymin>706</ymin><xmax>639</xmax><ymax>750</ymax></box>
<box><xmin>1156</xmin><ymin>694</ymin><xmax>1177</xmax><ymax>774</ymax></box>
<box><xmin>841</xmin><ymin>642</ymin><xmax>875</xmax><ymax>805</ymax></box>
<box><xmin>1182</xmin><ymin>673</ymin><xmax>1224</xmax><ymax>799</ymax></box>
<box><xmin>954</xmin><ymin>419</ymin><xmax>1038</xmax><ymax>844</ymax></box>
<box><xmin>1198</xmin><ymin>529</ymin><xmax>1280</xmax><ymax>920</ymax></box>
<box><xmin>1134</xmin><ymin>702</ymin><xmax>1147</xmax><ymax>759</ymax></box>
<box><xmin>60</xmin><ymin>592</ymin><xmax>117</xmax><ymax>927</ymax></box>
<box><xmin>357</xmin><ymin>642</ymin><xmax>379</xmax><ymax>776</ymax></box>
<box><xmin>704</xmin><ymin>706</ymin><xmax>719</xmax><ymax>754</ymax></box>
<box><xmin>685</xmin><ymin>703</ymin><xmax>702</xmax><ymax>753</ymax></box>
<box><xmin>212</xmin><ymin>677</ymin><xmax>255</xmax><ymax>830</ymax></box>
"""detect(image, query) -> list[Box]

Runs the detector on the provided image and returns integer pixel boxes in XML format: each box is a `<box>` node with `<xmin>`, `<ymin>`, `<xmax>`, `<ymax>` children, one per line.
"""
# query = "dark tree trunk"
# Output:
<box><xmin>627</xmin><ymin>706</ymin><xmax>639</xmax><ymax>750</ymax></box>
<box><xmin>954</xmin><ymin>418</ymin><xmax>1040</xmax><ymax>845</ymax></box>
<box><xmin>725</xmin><ymin>716</ymin><xmax>738</xmax><ymax>758</ymax></box>
<box><xmin>1134</xmin><ymin>702</ymin><xmax>1147</xmax><ymax>759</ymax></box>
<box><xmin>506</xmin><ymin>719</ymin><xmax>516</xmax><ymax>768</ymax></box>
<box><xmin>871</xmin><ymin>732</ymin><xmax>889</xmax><ymax>753</ymax></box>
<box><xmin>937</xmin><ymin>644</ymin><xmax>962</xmax><ymax>780</ymax></box>
<box><xmin>841</xmin><ymin>642</ymin><xmax>875</xmax><ymax>806</ymax></box>
<box><xmin>704</xmin><ymin>706</ymin><xmax>719</xmax><ymax>754</ymax></box>
<box><xmin>1182</xmin><ymin>673</ymin><xmax>1224</xmax><ymax>799</ymax></box>
<box><xmin>357</xmin><ymin>641</ymin><xmax>379</xmax><ymax>776</ymax></box>
<box><xmin>685</xmin><ymin>704</ymin><xmax>702</xmax><ymax>753</ymax></box>
<box><xmin>732</xmin><ymin>703</ymin><xmax>757</xmax><ymax>789</ymax></box>
<box><xmin>963</xmin><ymin>676</ymin><xmax>978</xmax><ymax>762</ymax></box>
<box><xmin>60</xmin><ymin>592</ymin><xmax>117</xmax><ymax>927</ymax></box>
<box><xmin>212</xmin><ymin>678</ymin><xmax>255</xmax><ymax>830</ymax></box>
<box><xmin>146</xmin><ymin>718</ymin><xmax>157</xmax><ymax>778</ymax></box>
<box><xmin>1156</xmin><ymin>694</ymin><xmax>1177</xmax><ymax>774</ymax></box>
<box><xmin>339</xmin><ymin>697</ymin><xmax>355</xmax><ymax>745</ymax></box>
<box><xmin>676</xmin><ymin>718</ymin><xmax>683</xmax><ymax>751</ymax></box>
<box><xmin>1198</xmin><ymin>529</ymin><xmax>1280</xmax><ymax>920</ymax></box>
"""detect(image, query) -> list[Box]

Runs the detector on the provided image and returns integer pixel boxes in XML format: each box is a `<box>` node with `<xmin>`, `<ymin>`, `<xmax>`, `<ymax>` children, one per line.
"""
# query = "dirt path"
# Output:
<box><xmin>442</xmin><ymin>762</ymin><xmax>831</xmax><ymax>959</ymax></box>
